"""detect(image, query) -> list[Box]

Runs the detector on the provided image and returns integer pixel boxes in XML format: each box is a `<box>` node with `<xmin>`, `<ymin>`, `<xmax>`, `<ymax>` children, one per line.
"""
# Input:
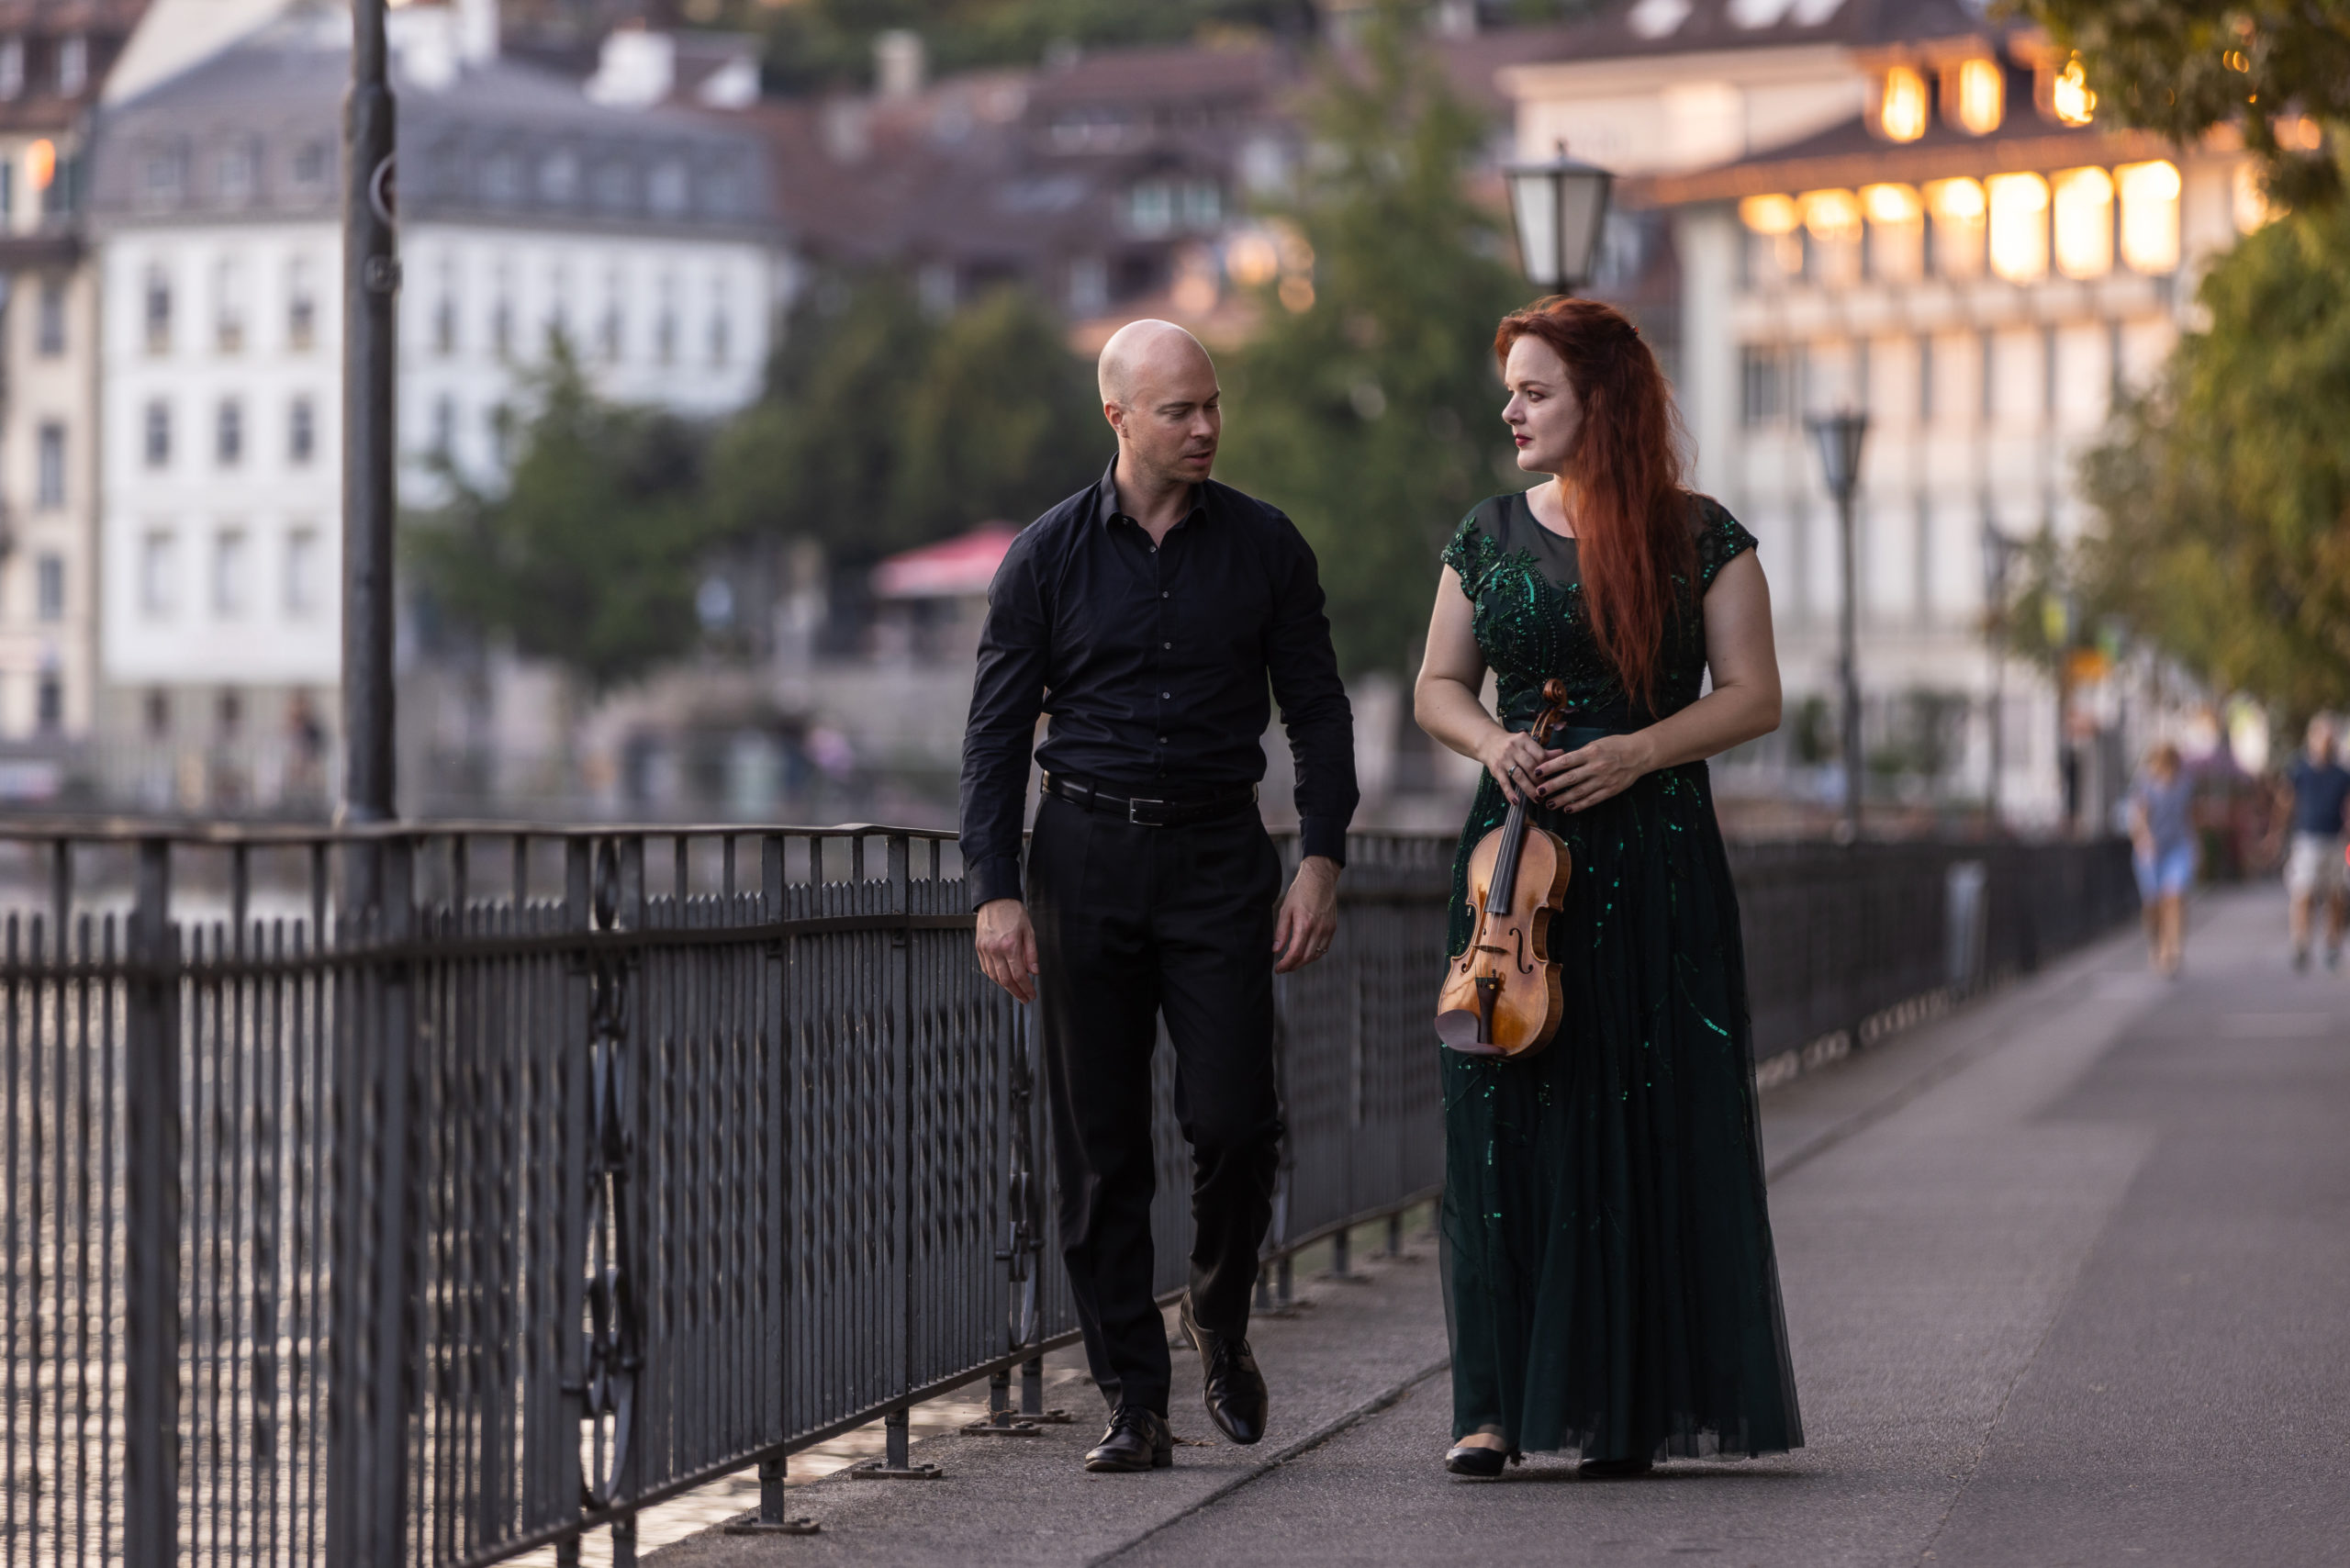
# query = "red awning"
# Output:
<box><xmin>870</xmin><ymin>523</ymin><xmax>1022</xmax><ymax>600</ymax></box>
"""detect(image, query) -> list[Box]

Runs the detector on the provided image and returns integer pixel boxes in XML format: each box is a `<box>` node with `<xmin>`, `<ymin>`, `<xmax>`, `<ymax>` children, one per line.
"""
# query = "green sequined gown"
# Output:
<box><xmin>1438</xmin><ymin>490</ymin><xmax>1802</xmax><ymax>1463</ymax></box>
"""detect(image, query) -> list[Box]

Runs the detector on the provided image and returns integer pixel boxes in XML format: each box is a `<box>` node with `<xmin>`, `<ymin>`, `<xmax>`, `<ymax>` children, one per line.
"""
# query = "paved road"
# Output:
<box><xmin>658</xmin><ymin>885</ymin><xmax>2350</xmax><ymax>1567</ymax></box>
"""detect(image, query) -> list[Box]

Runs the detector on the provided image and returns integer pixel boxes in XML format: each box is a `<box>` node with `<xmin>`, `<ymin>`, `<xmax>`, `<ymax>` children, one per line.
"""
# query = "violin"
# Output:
<box><xmin>1435</xmin><ymin>678</ymin><xmax>1572</xmax><ymax>1059</ymax></box>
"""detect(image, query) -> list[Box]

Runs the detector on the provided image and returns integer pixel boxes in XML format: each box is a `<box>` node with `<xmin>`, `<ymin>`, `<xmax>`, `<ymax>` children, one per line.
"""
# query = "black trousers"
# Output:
<box><xmin>1026</xmin><ymin>793</ymin><xmax>1285</xmax><ymax>1417</ymax></box>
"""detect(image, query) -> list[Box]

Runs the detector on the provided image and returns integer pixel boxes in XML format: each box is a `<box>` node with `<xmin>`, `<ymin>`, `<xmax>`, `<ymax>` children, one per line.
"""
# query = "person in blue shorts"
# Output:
<box><xmin>2128</xmin><ymin>742</ymin><xmax>2196</xmax><ymax>978</ymax></box>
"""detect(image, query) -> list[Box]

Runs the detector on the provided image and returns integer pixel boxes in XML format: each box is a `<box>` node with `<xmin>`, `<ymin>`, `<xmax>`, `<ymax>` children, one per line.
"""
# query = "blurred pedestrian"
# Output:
<box><xmin>2128</xmin><ymin>742</ymin><xmax>2197</xmax><ymax>978</ymax></box>
<box><xmin>960</xmin><ymin>319</ymin><xmax>1357</xmax><ymax>1474</ymax></box>
<box><xmin>2281</xmin><ymin>715</ymin><xmax>2350</xmax><ymax>971</ymax></box>
<box><xmin>1413</xmin><ymin>296</ymin><xmax>1800</xmax><ymax>1480</ymax></box>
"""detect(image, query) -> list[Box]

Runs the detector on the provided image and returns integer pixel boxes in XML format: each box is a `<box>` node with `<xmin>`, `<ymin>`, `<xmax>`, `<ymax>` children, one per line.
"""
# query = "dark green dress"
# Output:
<box><xmin>1438</xmin><ymin>489</ymin><xmax>1802</xmax><ymax>1463</ymax></box>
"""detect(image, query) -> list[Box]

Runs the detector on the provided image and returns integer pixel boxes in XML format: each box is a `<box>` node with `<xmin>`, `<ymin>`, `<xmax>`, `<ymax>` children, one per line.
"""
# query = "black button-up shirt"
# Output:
<box><xmin>958</xmin><ymin>463</ymin><xmax>1359</xmax><ymax>908</ymax></box>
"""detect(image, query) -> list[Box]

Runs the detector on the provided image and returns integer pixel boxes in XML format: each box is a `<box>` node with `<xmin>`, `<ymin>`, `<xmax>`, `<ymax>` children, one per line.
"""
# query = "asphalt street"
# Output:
<box><xmin>656</xmin><ymin>883</ymin><xmax>2350</xmax><ymax>1568</ymax></box>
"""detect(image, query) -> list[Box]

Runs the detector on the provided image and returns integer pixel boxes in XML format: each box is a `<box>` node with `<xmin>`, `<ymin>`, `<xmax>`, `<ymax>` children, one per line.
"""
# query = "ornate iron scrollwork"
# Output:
<box><xmin>581</xmin><ymin>837</ymin><xmax>643</xmax><ymax>1509</ymax></box>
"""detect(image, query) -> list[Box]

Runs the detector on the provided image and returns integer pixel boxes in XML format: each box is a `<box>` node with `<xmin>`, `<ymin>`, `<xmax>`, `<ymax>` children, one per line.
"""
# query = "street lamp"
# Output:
<box><xmin>1806</xmin><ymin>408</ymin><xmax>1869</xmax><ymax>842</ymax></box>
<box><xmin>1979</xmin><ymin>521</ymin><xmax>2026</xmax><ymax>834</ymax></box>
<box><xmin>1505</xmin><ymin>141</ymin><xmax>1615</xmax><ymax>293</ymax></box>
<box><xmin>341</xmin><ymin>0</ymin><xmax>398</xmax><ymax>847</ymax></box>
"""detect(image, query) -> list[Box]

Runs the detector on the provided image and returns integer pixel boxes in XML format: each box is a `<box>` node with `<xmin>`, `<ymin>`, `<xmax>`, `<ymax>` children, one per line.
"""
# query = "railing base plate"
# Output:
<box><xmin>848</xmin><ymin>1459</ymin><xmax>945</xmax><ymax>1480</ymax></box>
<box><xmin>961</xmin><ymin>1414</ymin><xmax>1042</xmax><ymax>1437</ymax></box>
<box><xmin>722</xmin><ymin>1510</ymin><xmax>821</xmax><ymax>1536</ymax></box>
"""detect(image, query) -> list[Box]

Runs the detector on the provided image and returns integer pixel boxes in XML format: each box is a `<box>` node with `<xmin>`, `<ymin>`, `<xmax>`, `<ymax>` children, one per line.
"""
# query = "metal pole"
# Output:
<box><xmin>124</xmin><ymin>839</ymin><xmax>177</xmax><ymax>1568</ymax></box>
<box><xmin>341</xmin><ymin>0</ymin><xmax>398</xmax><ymax>832</ymax></box>
<box><xmin>1838</xmin><ymin>487</ymin><xmax>1863</xmax><ymax>843</ymax></box>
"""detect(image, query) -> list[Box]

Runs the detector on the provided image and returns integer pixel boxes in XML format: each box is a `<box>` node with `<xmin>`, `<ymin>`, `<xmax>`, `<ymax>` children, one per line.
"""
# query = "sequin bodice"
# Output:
<box><xmin>1441</xmin><ymin>490</ymin><xmax>1758</xmax><ymax>734</ymax></box>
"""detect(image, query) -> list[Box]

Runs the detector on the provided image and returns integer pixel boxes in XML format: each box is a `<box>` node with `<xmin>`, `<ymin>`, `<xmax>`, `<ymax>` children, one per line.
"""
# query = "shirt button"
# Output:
<box><xmin>1161</xmin><ymin>691</ymin><xmax>1170</xmax><ymax>699</ymax></box>
<box><xmin>1158</xmin><ymin>735</ymin><xmax>1168</xmax><ymax>744</ymax></box>
<box><xmin>1160</xmin><ymin>590</ymin><xmax>1169</xmax><ymax>599</ymax></box>
<box><xmin>1162</xmin><ymin>641</ymin><xmax>1170</xmax><ymax>649</ymax></box>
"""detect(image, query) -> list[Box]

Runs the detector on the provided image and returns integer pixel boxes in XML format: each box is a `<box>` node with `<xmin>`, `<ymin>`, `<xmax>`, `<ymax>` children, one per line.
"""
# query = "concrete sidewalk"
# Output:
<box><xmin>655</xmin><ymin>884</ymin><xmax>2350</xmax><ymax>1567</ymax></box>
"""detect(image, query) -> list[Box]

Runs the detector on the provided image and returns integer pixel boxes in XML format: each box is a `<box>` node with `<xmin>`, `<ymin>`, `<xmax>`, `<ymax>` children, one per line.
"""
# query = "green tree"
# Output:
<box><xmin>2015</xmin><ymin>0</ymin><xmax>2350</xmax><ymax>208</ymax></box>
<box><xmin>708</xmin><ymin>272</ymin><xmax>1101</xmax><ymax>564</ymax></box>
<box><xmin>407</xmin><ymin>339</ymin><xmax>714</xmax><ymax>693</ymax></box>
<box><xmin>2073</xmin><ymin>200</ymin><xmax>2350</xmax><ymax>716</ymax></box>
<box><xmin>1214</xmin><ymin>1</ymin><xmax>1528</xmax><ymax>674</ymax></box>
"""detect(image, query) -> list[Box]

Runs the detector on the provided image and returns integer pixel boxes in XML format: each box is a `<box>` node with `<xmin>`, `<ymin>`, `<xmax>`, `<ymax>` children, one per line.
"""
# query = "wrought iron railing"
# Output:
<box><xmin>0</xmin><ymin>822</ymin><xmax>2132</xmax><ymax>1566</ymax></box>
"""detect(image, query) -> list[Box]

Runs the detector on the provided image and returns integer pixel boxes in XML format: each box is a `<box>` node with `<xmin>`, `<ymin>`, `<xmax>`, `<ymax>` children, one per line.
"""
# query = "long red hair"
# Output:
<box><xmin>1494</xmin><ymin>297</ymin><xmax>1692</xmax><ymax>707</ymax></box>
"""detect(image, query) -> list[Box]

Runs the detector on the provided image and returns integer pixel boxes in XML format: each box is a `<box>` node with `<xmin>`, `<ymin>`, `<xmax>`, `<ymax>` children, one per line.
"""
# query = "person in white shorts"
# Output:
<box><xmin>2281</xmin><ymin>715</ymin><xmax>2350</xmax><ymax>971</ymax></box>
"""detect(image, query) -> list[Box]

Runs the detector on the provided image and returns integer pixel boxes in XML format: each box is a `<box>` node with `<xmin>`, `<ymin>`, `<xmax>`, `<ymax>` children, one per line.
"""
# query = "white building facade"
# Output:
<box><xmin>1504</xmin><ymin>0</ymin><xmax>2257</xmax><ymax>831</ymax></box>
<box><xmin>85</xmin><ymin>3</ymin><xmax>778</xmax><ymax>809</ymax></box>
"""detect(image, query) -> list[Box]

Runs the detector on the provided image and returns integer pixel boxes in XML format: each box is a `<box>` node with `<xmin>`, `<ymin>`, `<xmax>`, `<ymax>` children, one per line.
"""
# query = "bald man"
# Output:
<box><xmin>960</xmin><ymin>320</ymin><xmax>1358</xmax><ymax>1473</ymax></box>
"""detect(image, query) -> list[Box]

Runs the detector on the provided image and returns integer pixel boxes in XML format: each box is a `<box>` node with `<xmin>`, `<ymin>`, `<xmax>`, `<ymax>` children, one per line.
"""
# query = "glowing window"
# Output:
<box><xmin>1799</xmin><ymin>189</ymin><xmax>1862</xmax><ymax>242</ymax></box>
<box><xmin>1879</xmin><ymin>66</ymin><xmax>1928</xmax><ymax>142</ymax></box>
<box><xmin>1986</xmin><ymin>173</ymin><xmax>2050</xmax><ymax>284</ymax></box>
<box><xmin>1739</xmin><ymin>194</ymin><xmax>1799</xmax><ymax>235</ymax></box>
<box><xmin>2232</xmin><ymin>162</ymin><xmax>2273</xmax><ymax>233</ymax></box>
<box><xmin>1863</xmin><ymin>183</ymin><xmax>1924</xmax><ymax>280</ymax></box>
<box><xmin>1924</xmin><ymin>177</ymin><xmax>1986</xmax><ymax>277</ymax></box>
<box><xmin>1863</xmin><ymin>183</ymin><xmax>1922</xmax><ymax>225</ymax></box>
<box><xmin>2117</xmin><ymin>160</ymin><xmax>2180</xmax><ymax>273</ymax></box>
<box><xmin>2051</xmin><ymin>167</ymin><xmax>2113</xmax><ymax>279</ymax></box>
<box><xmin>1951</xmin><ymin>59</ymin><xmax>2004</xmax><ymax>135</ymax></box>
<box><xmin>2051</xmin><ymin>55</ymin><xmax>2095</xmax><ymax>127</ymax></box>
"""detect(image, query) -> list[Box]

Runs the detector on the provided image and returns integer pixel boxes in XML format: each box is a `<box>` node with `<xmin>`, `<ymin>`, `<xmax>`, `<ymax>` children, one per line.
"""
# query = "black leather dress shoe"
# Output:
<box><xmin>1577</xmin><ymin>1455</ymin><xmax>1654</xmax><ymax>1479</ymax></box>
<box><xmin>1083</xmin><ymin>1406</ymin><xmax>1173</xmax><ymax>1473</ymax></box>
<box><xmin>1444</xmin><ymin>1443</ymin><xmax>1510</xmax><ymax>1478</ymax></box>
<box><xmin>1180</xmin><ymin>1294</ymin><xmax>1269</xmax><ymax>1445</ymax></box>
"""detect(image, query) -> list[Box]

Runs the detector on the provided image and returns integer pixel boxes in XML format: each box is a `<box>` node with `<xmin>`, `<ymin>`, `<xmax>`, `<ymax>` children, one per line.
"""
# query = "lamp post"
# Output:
<box><xmin>341</xmin><ymin>0</ymin><xmax>398</xmax><ymax>842</ymax></box>
<box><xmin>1806</xmin><ymin>409</ymin><xmax>1869</xmax><ymax>843</ymax></box>
<box><xmin>1504</xmin><ymin>141</ymin><xmax>1615</xmax><ymax>293</ymax></box>
<box><xmin>1979</xmin><ymin>521</ymin><xmax>2025</xmax><ymax>834</ymax></box>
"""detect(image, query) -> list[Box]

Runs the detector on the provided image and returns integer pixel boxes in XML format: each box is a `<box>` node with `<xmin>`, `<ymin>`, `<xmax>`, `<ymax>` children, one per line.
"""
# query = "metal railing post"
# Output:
<box><xmin>326</xmin><ymin>834</ymin><xmax>418</xmax><ymax>1568</ymax></box>
<box><xmin>124</xmin><ymin>837</ymin><xmax>177</xmax><ymax>1568</ymax></box>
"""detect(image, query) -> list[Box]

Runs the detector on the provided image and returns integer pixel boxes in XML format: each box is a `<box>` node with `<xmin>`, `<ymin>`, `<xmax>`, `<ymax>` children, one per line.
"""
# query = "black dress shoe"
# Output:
<box><xmin>1083</xmin><ymin>1406</ymin><xmax>1173</xmax><ymax>1473</ymax></box>
<box><xmin>1577</xmin><ymin>1455</ymin><xmax>1654</xmax><ymax>1479</ymax></box>
<box><xmin>1180</xmin><ymin>1294</ymin><xmax>1269</xmax><ymax>1445</ymax></box>
<box><xmin>1444</xmin><ymin>1443</ymin><xmax>1510</xmax><ymax>1477</ymax></box>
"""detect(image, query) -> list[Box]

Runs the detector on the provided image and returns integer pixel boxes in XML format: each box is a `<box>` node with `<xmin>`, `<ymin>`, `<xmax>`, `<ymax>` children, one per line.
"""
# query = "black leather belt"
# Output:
<box><xmin>1043</xmin><ymin>773</ymin><xmax>1259</xmax><ymax>827</ymax></box>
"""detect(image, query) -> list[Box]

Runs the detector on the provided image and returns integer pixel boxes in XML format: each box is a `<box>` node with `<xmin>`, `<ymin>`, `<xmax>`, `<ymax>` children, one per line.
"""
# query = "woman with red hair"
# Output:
<box><xmin>1414</xmin><ymin>297</ymin><xmax>1800</xmax><ymax>1478</ymax></box>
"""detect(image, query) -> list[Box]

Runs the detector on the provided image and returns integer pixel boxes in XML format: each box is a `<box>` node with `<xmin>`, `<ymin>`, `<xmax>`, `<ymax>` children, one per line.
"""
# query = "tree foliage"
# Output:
<box><xmin>708</xmin><ymin>274</ymin><xmax>1102</xmax><ymax>565</ymax></box>
<box><xmin>2015</xmin><ymin>0</ymin><xmax>2350</xmax><ymax>208</ymax></box>
<box><xmin>1214</xmin><ymin>1</ymin><xmax>1528</xmax><ymax>674</ymax></box>
<box><xmin>2074</xmin><ymin>201</ymin><xmax>2350</xmax><ymax>716</ymax></box>
<box><xmin>407</xmin><ymin>340</ymin><xmax>714</xmax><ymax>694</ymax></box>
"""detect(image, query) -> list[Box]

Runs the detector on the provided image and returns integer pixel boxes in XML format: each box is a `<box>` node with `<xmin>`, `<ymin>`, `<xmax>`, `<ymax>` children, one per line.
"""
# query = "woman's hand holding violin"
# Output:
<box><xmin>1478</xmin><ymin>728</ymin><xmax>1561</xmax><ymax>808</ymax></box>
<box><xmin>1481</xmin><ymin>725</ymin><xmax>1657</xmax><ymax>813</ymax></box>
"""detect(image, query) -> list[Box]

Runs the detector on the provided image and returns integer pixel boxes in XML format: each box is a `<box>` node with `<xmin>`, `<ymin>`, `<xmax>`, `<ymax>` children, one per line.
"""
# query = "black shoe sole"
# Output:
<box><xmin>1083</xmin><ymin>1450</ymin><xmax>1174</xmax><ymax>1473</ymax></box>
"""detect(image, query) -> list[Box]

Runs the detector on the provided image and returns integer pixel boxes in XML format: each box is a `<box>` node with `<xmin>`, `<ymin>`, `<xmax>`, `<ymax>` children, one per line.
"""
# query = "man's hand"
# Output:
<box><xmin>1272</xmin><ymin>856</ymin><xmax>1340</xmax><ymax>973</ymax></box>
<box><xmin>976</xmin><ymin>898</ymin><xmax>1039</xmax><ymax>1003</ymax></box>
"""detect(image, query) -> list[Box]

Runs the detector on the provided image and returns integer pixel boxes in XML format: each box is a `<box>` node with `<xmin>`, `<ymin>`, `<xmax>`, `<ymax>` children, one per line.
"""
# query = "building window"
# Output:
<box><xmin>707</xmin><ymin>276</ymin><xmax>730</xmax><ymax>367</ymax></box>
<box><xmin>655</xmin><ymin>274</ymin><xmax>677</xmax><ymax>365</ymax></box>
<box><xmin>599</xmin><ymin>272</ymin><xmax>623</xmax><ymax>361</ymax></box>
<box><xmin>1740</xmin><ymin>347</ymin><xmax>1787</xmax><ymax>428</ymax></box>
<box><xmin>143</xmin><ymin>689</ymin><xmax>170</xmax><ymax>738</ymax></box>
<box><xmin>1986</xmin><ymin>173</ymin><xmax>2050</xmax><ymax>284</ymax></box>
<box><xmin>1945</xmin><ymin>58</ymin><xmax>2003</xmax><ymax>136</ymax></box>
<box><xmin>35</xmin><ymin>421</ymin><xmax>62</xmax><ymax>509</ymax></box>
<box><xmin>144</xmin><ymin>264</ymin><xmax>172</xmax><ymax>353</ymax></box>
<box><xmin>1124</xmin><ymin>179</ymin><xmax>1221</xmax><ymax>237</ymax></box>
<box><xmin>142</xmin><ymin>145</ymin><xmax>186</xmax><ymax>209</ymax></box>
<box><xmin>284</xmin><ymin>527</ymin><xmax>320</xmax><ymax>616</ymax></box>
<box><xmin>29</xmin><ymin>274</ymin><xmax>62</xmax><ymax>355</ymax></box>
<box><xmin>434</xmin><ymin>263</ymin><xmax>457</xmax><ymax>354</ymax></box>
<box><xmin>287</xmin><ymin>257</ymin><xmax>316</xmax><ymax>351</ymax></box>
<box><xmin>34</xmin><ymin>676</ymin><xmax>61</xmax><ymax>734</ymax></box>
<box><xmin>217</xmin><ymin>398</ymin><xmax>243</xmax><ymax>466</ymax></box>
<box><xmin>1979</xmin><ymin>329</ymin><xmax>1996</xmax><ymax>422</ymax></box>
<box><xmin>537</xmin><ymin>151</ymin><xmax>578</xmax><ymax>206</ymax></box>
<box><xmin>56</xmin><ymin>35</ymin><xmax>84</xmax><ymax>96</ymax></box>
<box><xmin>140</xmin><ymin>531</ymin><xmax>176</xmax><ymax>618</ymax></box>
<box><xmin>216</xmin><ymin>690</ymin><xmax>241</xmax><ymax>738</ymax></box>
<box><xmin>488</xmin><ymin>404</ymin><xmax>512</xmax><ymax>467</ymax></box>
<box><xmin>548</xmin><ymin>263</ymin><xmax>569</xmax><ymax>339</ymax></box>
<box><xmin>1917</xmin><ymin>334</ymin><xmax>1934</xmax><ymax>425</ymax></box>
<box><xmin>0</xmin><ymin>39</ymin><xmax>21</xmax><ymax>100</ymax></box>
<box><xmin>289</xmin><ymin>396</ymin><xmax>315</xmax><ymax>465</ymax></box>
<box><xmin>1924</xmin><ymin>178</ymin><xmax>1986</xmax><ymax>278</ymax></box>
<box><xmin>2117</xmin><ymin>160</ymin><xmax>2182</xmax><ymax>274</ymax></box>
<box><xmin>35</xmin><ymin>553</ymin><xmax>62</xmax><ymax>622</ymax></box>
<box><xmin>212</xmin><ymin>530</ymin><xmax>248</xmax><ymax>617</ymax></box>
<box><xmin>143</xmin><ymin>399</ymin><xmax>171</xmax><ymax>467</ymax></box>
<box><xmin>217</xmin><ymin>138</ymin><xmax>257</xmax><ymax>205</ymax></box>
<box><xmin>648</xmin><ymin>161</ymin><xmax>687</xmax><ymax>217</ymax></box>
<box><xmin>1877</xmin><ymin>64</ymin><xmax>1928</xmax><ymax>142</ymax></box>
<box><xmin>431</xmin><ymin>394</ymin><xmax>455</xmax><ymax>456</ymax></box>
<box><xmin>292</xmin><ymin>140</ymin><xmax>330</xmax><ymax>188</ymax></box>
<box><xmin>2051</xmin><ymin>166</ymin><xmax>2114</xmax><ymax>280</ymax></box>
<box><xmin>482</xmin><ymin>152</ymin><xmax>520</xmax><ymax>207</ymax></box>
<box><xmin>215</xmin><ymin>256</ymin><xmax>246</xmax><ymax>352</ymax></box>
<box><xmin>1861</xmin><ymin>184</ymin><xmax>1923</xmax><ymax>282</ymax></box>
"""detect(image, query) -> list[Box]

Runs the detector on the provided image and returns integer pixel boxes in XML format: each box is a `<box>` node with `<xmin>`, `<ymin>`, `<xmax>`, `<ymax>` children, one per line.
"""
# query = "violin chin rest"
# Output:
<box><xmin>1436</xmin><ymin>1011</ymin><xmax>1505</xmax><ymax>1054</ymax></box>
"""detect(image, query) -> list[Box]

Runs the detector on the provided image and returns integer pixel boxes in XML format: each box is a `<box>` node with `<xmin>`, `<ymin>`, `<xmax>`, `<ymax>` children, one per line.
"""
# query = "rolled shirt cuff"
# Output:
<box><xmin>1299</xmin><ymin>816</ymin><xmax>1349</xmax><ymax>868</ymax></box>
<box><xmin>968</xmin><ymin>854</ymin><xmax>1025</xmax><ymax>910</ymax></box>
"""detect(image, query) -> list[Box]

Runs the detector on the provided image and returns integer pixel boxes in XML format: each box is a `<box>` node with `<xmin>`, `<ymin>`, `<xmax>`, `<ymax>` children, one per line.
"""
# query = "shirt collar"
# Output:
<box><xmin>1094</xmin><ymin>458</ymin><xmax>1206</xmax><ymax>529</ymax></box>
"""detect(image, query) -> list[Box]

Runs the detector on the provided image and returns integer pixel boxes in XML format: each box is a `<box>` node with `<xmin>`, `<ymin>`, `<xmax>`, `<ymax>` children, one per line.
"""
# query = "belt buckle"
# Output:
<box><xmin>1126</xmin><ymin>795</ymin><xmax>1166</xmax><ymax>826</ymax></box>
